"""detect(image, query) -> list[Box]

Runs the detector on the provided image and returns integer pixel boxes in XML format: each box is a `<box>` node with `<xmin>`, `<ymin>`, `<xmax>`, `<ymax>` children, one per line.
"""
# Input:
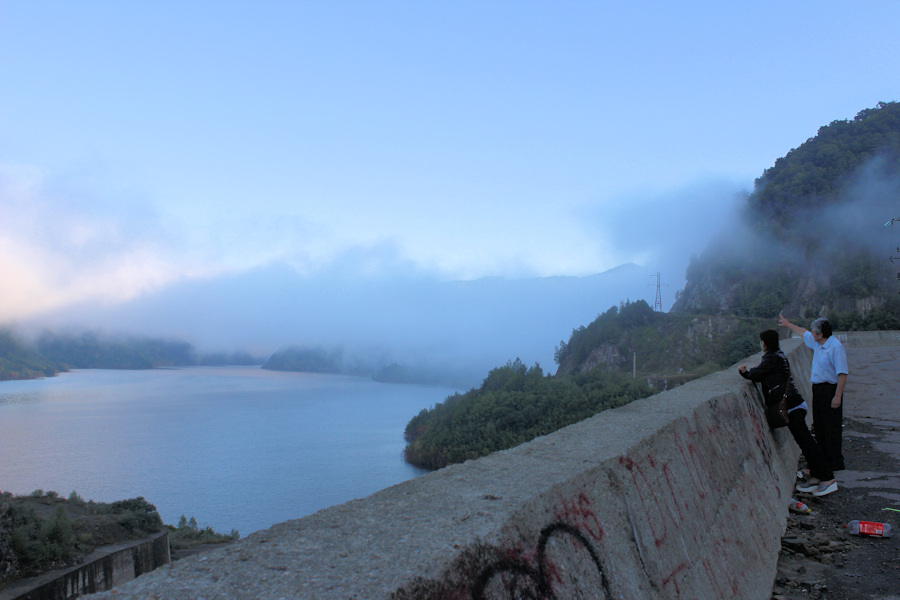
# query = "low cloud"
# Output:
<box><xmin>0</xmin><ymin>165</ymin><xmax>202</xmax><ymax>319</ymax></box>
<box><xmin>28</xmin><ymin>259</ymin><xmax>653</xmax><ymax>385</ymax></box>
<box><xmin>1</xmin><ymin>160</ymin><xmax>664</xmax><ymax>324</ymax></box>
<box><xmin>5</xmin><ymin>163</ymin><xmax>727</xmax><ymax>381</ymax></box>
<box><xmin>814</xmin><ymin>154</ymin><xmax>900</xmax><ymax>257</ymax></box>
<box><xmin>581</xmin><ymin>178</ymin><xmax>750</xmax><ymax>293</ymax></box>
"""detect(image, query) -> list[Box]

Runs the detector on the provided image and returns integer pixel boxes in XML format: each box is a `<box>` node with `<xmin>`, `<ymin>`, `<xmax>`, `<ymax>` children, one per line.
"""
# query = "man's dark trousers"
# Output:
<box><xmin>812</xmin><ymin>382</ymin><xmax>844</xmax><ymax>471</ymax></box>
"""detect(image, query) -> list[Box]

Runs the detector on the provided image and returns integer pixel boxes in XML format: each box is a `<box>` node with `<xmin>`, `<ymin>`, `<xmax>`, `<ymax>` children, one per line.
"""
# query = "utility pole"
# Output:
<box><xmin>649</xmin><ymin>273</ymin><xmax>668</xmax><ymax>312</ymax></box>
<box><xmin>886</xmin><ymin>217</ymin><xmax>900</xmax><ymax>293</ymax></box>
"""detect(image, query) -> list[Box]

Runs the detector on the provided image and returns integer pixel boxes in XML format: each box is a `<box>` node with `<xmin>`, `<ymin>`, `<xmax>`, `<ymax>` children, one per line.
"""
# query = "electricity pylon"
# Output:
<box><xmin>649</xmin><ymin>273</ymin><xmax>668</xmax><ymax>312</ymax></box>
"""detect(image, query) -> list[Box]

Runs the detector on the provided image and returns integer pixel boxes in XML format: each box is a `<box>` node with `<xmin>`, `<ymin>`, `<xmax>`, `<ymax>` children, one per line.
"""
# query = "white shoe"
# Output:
<box><xmin>796</xmin><ymin>480</ymin><xmax>820</xmax><ymax>493</ymax></box>
<box><xmin>812</xmin><ymin>481</ymin><xmax>838</xmax><ymax>497</ymax></box>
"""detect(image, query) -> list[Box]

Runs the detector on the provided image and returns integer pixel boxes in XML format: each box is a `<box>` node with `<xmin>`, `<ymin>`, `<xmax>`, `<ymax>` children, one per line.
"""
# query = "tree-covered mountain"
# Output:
<box><xmin>261</xmin><ymin>346</ymin><xmax>483</xmax><ymax>387</ymax></box>
<box><xmin>553</xmin><ymin>299</ymin><xmax>770</xmax><ymax>380</ymax></box>
<box><xmin>674</xmin><ymin>101</ymin><xmax>900</xmax><ymax>319</ymax></box>
<box><xmin>262</xmin><ymin>346</ymin><xmax>353</xmax><ymax>374</ymax></box>
<box><xmin>36</xmin><ymin>331</ymin><xmax>196</xmax><ymax>370</ymax></box>
<box><xmin>0</xmin><ymin>329</ymin><xmax>62</xmax><ymax>380</ymax></box>
<box><xmin>0</xmin><ymin>329</ymin><xmax>265</xmax><ymax>381</ymax></box>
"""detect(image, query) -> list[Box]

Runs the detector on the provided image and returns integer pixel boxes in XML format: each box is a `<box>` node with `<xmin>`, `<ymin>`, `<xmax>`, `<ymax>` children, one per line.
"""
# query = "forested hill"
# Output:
<box><xmin>553</xmin><ymin>300</ymin><xmax>770</xmax><ymax>380</ymax></box>
<box><xmin>0</xmin><ymin>329</ymin><xmax>262</xmax><ymax>381</ymax></box>
<box><xmin>0</xmin><ymin>330</ymin><xmax>61</xmax><ymax>380</ymax></box>
<box><xmin>405</xmin><ymin>300</ymin><xmax>773</xmax><ymax>470</ymax></box>
<box><xmin>673</xmin><ymin>101</ymin><xmax>900</xmax><ymax>321</ymax></box>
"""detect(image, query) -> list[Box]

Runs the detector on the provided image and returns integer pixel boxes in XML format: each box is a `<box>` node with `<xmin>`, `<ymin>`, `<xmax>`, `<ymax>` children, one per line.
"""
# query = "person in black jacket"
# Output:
<box><xmin>738</xmin><ymin>330</ymin><xmax>837</xmax><ymax>497</ymax></box>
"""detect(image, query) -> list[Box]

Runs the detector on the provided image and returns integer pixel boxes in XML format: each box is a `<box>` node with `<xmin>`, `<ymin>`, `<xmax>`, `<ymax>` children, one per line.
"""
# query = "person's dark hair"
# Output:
<box><xmin>811</xmin><ymin>318</ymin><xmax>833</xmax><ymax>338</ymax></box>
<box><xmin>759</xmin><ymin>329</ymin><xmax>780</xmax><ymax>351</ymax></box>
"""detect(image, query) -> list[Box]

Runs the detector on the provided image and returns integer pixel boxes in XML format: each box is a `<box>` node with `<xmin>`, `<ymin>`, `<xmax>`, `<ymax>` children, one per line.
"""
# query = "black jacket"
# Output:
<box><xmin>739</xmin><ymin>349</ymin><xmax>804</xmax><ymax>410</ymax></box>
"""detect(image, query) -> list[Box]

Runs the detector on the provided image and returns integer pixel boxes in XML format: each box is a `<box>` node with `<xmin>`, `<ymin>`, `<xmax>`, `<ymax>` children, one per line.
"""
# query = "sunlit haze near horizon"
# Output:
<box><xmin>2</xmin><ymin>1</ymin><xmax>899</xmax><ymax>367</ymax></box>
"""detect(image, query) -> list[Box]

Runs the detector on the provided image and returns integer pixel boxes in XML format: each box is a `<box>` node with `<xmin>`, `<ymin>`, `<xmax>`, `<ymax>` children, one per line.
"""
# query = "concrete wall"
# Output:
<box><xmin>3</xmin><ymin>531</ymin><xmax>169</xmax><ymax>600</ymax></box>
<box><xmin>87</xmin><ymin>337</ymin><xmax>826</xmax><ymax>600</ymax></box>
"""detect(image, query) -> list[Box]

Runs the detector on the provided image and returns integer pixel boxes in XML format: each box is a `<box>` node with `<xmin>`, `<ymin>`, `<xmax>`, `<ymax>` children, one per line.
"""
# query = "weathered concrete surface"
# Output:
<box><xmin>86</xmin><ymin>339</ymin><xmax>826</xmax><ymax>600</ymax></box>
<box><xmin>834</xmin><ymin>331</ymin><xmax>900</xmax><ymax>503</ymax></box>
<box><xmin>1</xmin><ymin>531</ymin><xmax>169</xmax><ymax>600</ymax></box>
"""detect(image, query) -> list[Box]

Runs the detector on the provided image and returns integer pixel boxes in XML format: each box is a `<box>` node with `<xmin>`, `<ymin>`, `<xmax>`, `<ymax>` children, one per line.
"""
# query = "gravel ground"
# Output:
<box><xmin>771</xmin><ymin>344</ymin><xmax>900</xmax><ymax>600</ymax></box>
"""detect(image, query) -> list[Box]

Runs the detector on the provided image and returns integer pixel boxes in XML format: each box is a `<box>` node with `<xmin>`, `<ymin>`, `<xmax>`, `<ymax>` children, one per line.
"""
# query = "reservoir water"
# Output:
<box><xmin>0</xmin><ymin>367</ymin><xmax>458</xmax><ymax>536</ymax></box>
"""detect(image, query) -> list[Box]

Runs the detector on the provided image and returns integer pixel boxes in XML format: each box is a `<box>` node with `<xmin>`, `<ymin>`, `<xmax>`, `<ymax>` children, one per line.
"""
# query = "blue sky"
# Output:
<box><xmin>2</xmin><ymin>1</ymin><xmax>899</xmax><ymax>326</ymax></box>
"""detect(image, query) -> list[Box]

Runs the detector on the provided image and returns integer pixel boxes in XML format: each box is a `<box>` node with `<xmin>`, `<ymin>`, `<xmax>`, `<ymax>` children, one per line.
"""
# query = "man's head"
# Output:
<box><xmin>759</xmin><ymin>329</ymin><xmax>780</xmax><ymax>352</ymax></box>
<box><xmin>810</xmin><ymin>318</ymin><xmax>833</xmax><ymax>342</ymax></box>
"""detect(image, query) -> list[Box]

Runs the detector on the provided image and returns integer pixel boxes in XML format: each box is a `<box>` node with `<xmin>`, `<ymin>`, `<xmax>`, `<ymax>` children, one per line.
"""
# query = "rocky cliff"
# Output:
<box><xmin>673</xmin><ymin>102</ymin><xmax>900</xmax><ymax>319</ymax></box>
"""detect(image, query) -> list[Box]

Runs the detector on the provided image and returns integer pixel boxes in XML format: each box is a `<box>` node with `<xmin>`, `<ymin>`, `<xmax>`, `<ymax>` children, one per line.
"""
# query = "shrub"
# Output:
<box><xmin>724</xmin><ymin>335</ymin><xmax>761</xmax><ymax>366</ymax></box>
<box><xmin>38</xmin><ymin>506</ymin><xmax>76</xmax><ymax>563</ymax></box>
<box><xmin>169</xmin><ymin>516</ymin><xmax>240</xmax><ymax>548</ymax></box>
<box><xmin>108</xmin><ymin>497</ymin><xmax>163</xmax><ymax>533</ymax></box>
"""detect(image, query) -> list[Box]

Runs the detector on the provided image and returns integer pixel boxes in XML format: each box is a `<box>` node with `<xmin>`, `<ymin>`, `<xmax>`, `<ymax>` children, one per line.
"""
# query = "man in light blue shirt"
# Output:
<box><xmin>779</xmin><ymin>314</ymin><xmax>849</xmax><ymax>473</ymax></box>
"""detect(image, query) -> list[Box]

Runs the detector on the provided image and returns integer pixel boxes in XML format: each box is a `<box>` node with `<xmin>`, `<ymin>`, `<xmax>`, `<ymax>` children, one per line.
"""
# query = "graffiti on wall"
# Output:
<box><xmin>392</xmin><ymin>493</ymin><xmax>612</xmax><ymax>600</ymax></box>
<box><xmin>611</xmin><ymin>395</ymin><xmax>781</xmax><ymax>597</ymax></box>
<box><xmin>394</xmin><ymin>392</ymin><xmax>786</xmax><ymax>599</ymax></box>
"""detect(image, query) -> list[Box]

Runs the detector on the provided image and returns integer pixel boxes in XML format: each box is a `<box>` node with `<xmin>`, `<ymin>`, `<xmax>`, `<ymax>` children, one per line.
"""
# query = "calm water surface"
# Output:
<box><xmin>0</xmin><ymin>367</ymin><xmax>456</xmax><ymax>535</ymax></box>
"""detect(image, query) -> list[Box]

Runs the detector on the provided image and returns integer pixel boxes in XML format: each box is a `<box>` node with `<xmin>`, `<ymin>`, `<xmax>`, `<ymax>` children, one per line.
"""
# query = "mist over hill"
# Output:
<box><xmin>557</xmin><ymin>102</ymin><xmax>900</xmax><ymax>381</ymax></box>
<box><xmin>22</xmin><ymin>262</ymin><xmax>657</xmax><ymax>387</ymax></box>
<box><xmin>674</xmin><ymin>101</ymin><xmax>900</xmax><ymax>318</ymax></box>
<box><xmin>16</xmin><ymin>103</ymin><xmax>899</xmax><ymax>389</ymax></box>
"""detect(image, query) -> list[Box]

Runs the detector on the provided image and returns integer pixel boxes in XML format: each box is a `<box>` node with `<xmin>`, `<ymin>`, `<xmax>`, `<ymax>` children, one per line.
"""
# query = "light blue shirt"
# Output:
<box><xmin>803</xmin><ymin>331</ymin><xmax>849</xmax><ymax>384</ymax></box>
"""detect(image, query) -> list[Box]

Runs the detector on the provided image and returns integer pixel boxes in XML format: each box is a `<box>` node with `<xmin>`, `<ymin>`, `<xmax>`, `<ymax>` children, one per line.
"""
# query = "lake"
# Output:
<box><xmin>0</xmin><ymin>367</ymin><xmax>458</xmax><ymax>536</ymax></box>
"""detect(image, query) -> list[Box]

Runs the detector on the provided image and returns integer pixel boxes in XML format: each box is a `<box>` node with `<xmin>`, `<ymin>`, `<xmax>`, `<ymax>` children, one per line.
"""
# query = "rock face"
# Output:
<box><xmin>672</xmin><ymin>264</ymin><xmax>892</xmax><ymax>320</ymax></box>
<box><xmin>671</xmin><ymin>262</ymin><xmax>743</xmax><ymax>315</ymax></box>
<box><xmin>576</xmin><ymin>342</ymin><xmax>629</xmax><ymax>373</ymax></box>
<box><xmin>682</xmin><ymin>315</ymin><xmax>749</xmax><ymax>344</ymax></box>
<box><xmin>556</xmin><ymin>314</ymin><xmax>765</xmax><ymax>379</ymax></box>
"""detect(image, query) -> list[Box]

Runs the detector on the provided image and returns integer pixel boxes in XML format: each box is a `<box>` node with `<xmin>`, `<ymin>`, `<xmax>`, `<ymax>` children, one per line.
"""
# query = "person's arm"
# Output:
<box><xmin>778</xmin><ymin>313</ymin><xmax>807</xmax><ymax>337</ymax></box>
<box><xmin>833</xmin><ymin>372</ymin><xmax>847</xmax><ymax>408</ymax></box>
<box><xmin>740</xmin><ymin>353</ymin><xmax>775</xmax><ymax>382</ymax></box>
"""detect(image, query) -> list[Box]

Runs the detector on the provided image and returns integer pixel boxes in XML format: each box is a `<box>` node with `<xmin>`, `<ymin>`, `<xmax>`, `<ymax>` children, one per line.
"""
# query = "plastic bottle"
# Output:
<box><xmin>789</xmin><ymin>499</ymin><xmax>811</xmax><ymax>514</ymax></box>
<box><xmin>846</xmin><ymin>520</ymin><xmax>893</xmax><ymax>537</ymax></box>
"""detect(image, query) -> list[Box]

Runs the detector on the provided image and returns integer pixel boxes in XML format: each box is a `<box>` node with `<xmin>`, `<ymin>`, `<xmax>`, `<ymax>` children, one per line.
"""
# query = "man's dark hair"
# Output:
<box><xmin>759</xmin><ymin>329</ymin><xmax>780</xmax><ymax>351</ymax></box>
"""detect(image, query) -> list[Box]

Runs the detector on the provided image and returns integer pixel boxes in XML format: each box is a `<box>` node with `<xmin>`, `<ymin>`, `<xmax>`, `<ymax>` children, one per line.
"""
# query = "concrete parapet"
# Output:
<box><xmin>91</xmin><ymin>341</ymin><xmax>814</xmax><ymax>600</ymax></box>
<box><xmin>2</xmin><ymin>531</ymin><xmax>169</xmax><ymax>600</ymax></box>
<box><xmin>833</xmin><ymin>329</ymin><xmax>900</xmax><ymax>348</ymax></box>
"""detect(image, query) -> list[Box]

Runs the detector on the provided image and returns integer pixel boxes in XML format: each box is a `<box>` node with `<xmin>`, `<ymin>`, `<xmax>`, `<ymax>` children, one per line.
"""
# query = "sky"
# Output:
<box><xmin>2</xmin><ymin>1</ymin><xmax>899</xmax><ymax>362</ymax></box>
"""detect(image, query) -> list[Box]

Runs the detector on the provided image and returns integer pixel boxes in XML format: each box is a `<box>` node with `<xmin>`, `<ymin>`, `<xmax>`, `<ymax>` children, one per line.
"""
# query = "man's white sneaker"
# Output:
<box><xmin>812</xmin><ymin>481</ymin><xmax>838</xmax><ymax>497</ymax></box>
<box><xmin>796</xmin><ymin>480</ymin><xmax>820</xmax><ymax>493</ymax></box>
